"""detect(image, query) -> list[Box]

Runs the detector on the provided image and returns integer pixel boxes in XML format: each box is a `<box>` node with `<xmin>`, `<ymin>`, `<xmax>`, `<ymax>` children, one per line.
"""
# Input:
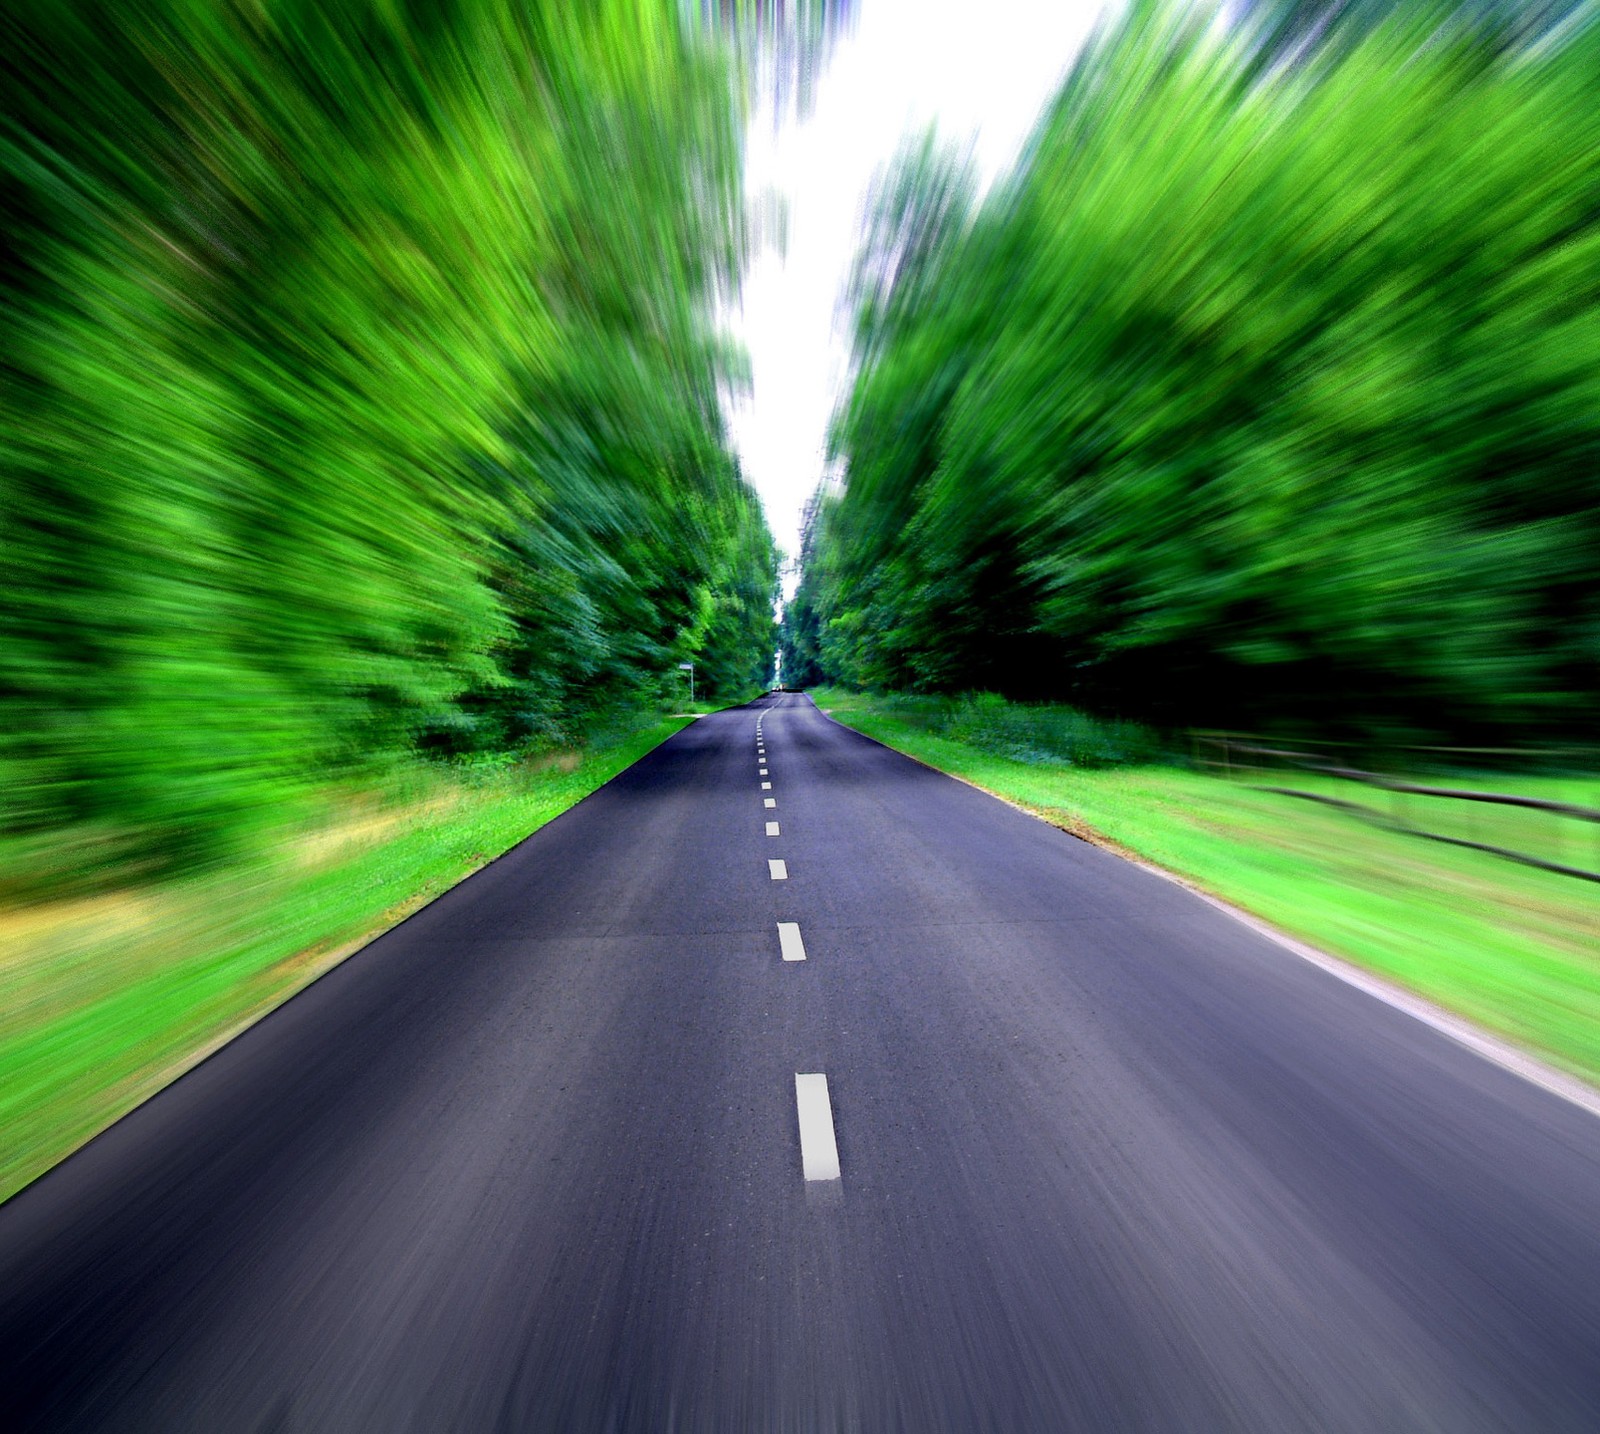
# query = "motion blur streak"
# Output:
<box><xmin>1</xmin><ymin>0</ymin><xmax>794</xmax><ymax>896</ymax></box>
<box><xmin>786</xmin><ymin>0</ymin><xmax>1600</xmax><ymax>743</ymax></box>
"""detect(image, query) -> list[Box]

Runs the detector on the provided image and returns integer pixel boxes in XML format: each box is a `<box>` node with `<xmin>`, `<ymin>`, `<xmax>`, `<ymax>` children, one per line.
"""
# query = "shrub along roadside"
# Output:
<box><xmin>0</xmin><ymin>714</ymin><xmax>693</xmax><ymax>1206</ymax></box>
<box><xmin>812</xmin><ymin>688</ymin><xmax>1600</xmax><ymax>1090</ymax></box>
<box><xmin>841</xmin><ymin>691</ymin><xmax>1166</xmax><ymax>767</ymax></box>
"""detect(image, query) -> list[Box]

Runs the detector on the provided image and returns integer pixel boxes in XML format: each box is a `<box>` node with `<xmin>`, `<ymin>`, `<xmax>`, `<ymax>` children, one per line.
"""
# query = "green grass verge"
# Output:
<box><xmin>812</xmin><ymin>688</ymin><xmax>1600</xmax><ymax>1088</ymax></box>
<box><xmin>0</xmin><ymin>715</ymin><xmax>691</xmax><ymax>1205</ymax></box>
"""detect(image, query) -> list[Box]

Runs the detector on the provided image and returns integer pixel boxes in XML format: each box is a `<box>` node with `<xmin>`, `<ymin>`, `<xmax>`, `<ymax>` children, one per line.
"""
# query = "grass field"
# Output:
<box><xmin>812</xmin><ymin>688</ymin><xmax>1600</xmax><ymax>1090</ymax></box>
<box><xmin>0</xmin><ymin>715</ymin><xmax>692</xmax><ymax>1205</ymax></box>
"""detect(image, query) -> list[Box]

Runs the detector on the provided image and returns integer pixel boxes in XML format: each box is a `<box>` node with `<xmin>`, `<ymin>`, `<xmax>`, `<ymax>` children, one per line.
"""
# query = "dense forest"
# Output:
<box><xmin>3</xmin><ymin>0</ymin><xmax>783</xmax><ymax>889</ymax></box>
<box><xmin>785</xmin><ymin>0</ymin><xmax>1600</xmax><ymax>742</ymax></box>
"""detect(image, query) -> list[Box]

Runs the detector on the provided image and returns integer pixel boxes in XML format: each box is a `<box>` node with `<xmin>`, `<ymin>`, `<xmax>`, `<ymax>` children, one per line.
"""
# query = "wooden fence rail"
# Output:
<box><xmin>1193</xmin><ymin>734</ymin><xmax>1600</xmax><ymax>885</ymax></box>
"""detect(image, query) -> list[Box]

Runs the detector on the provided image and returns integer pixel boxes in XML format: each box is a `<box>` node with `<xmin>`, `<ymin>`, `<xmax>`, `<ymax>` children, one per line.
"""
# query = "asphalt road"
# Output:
<box><xmin>3</xmin><ymin>693</ymin><xmax>1599</xmax><ymax>1432</ymax></box>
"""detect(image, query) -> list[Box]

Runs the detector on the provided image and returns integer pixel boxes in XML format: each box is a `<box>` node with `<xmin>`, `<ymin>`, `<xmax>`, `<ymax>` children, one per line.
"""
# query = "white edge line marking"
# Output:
<box><xmin>768</xmin><ymin>858</ymin><xmax>788</xmax><ymax>880</ymax></box>
<box><xmin>810</xmin><ymin>699</ymin><xmax>1600</xmax><ymax>1123</ymax></box>
<box><xmin>794</xmin><ymin>1073</ymin><xmax>840</xmax><ymax>1181</ymax></box>
<box><xmin>764</xmin><ymin>797</ymin><xmax>776</xmax><ymax>808</ymax></box>
<box><xmin>1149</xmin><ymin>867</ymin><xmax>1600</xmax><ymax>1121</ymax></box>
<box><xmin>778</xmin><ymin>922</ymin><xmax>806</xmax><ymax>962</ymax></box>
<box><xmin>766</xmin><ymin>821</ymin><xmax>780</xmax><ymax>836</ymax></box>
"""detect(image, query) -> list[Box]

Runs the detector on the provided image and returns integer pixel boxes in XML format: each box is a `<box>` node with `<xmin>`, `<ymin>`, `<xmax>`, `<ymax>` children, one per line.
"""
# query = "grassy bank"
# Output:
<box><xmin>813</xmin><ymin>688</ymin><xmax>1600</xmax><ymax>1088</ymax></box>
<box><xmin>0</xmin><ymin>715</ymin><xmax>692</xmax><ymax>1204</ymax></box>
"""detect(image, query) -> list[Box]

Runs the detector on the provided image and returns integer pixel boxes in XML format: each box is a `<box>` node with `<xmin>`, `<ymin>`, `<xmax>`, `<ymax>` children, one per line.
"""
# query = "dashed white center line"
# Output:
<box><xmin>761</xmin><ymin>781</ymin><xmax>771</xmax><ymax>790</ymax></box>
<box><xmin>760</xmin><ymin>767</ymin><xmax>768</xmax><ymax>776</ymax></box>
<box><xmin>794</xmin><ymin>1074</ymin><xmax>841</xmax><ymax>1182</ymax></box>
<box><xmin>764</xmin><ymin>797</ymin><xmax>776</xmax><ymax>808</ymax></box>
<box><xmin>768</xmin><ymin>858</ymin><xmax>788</xmax><ymax>880</ymax></box>
<box><xmin>765</xmin><ymin>821</ymin><xmax>780</xmax><ymax>836</ymax></box>
<box><xmin>777</xmin><ymin>922</ymin><xmax>806</xmax><ymax>962</ymax></box>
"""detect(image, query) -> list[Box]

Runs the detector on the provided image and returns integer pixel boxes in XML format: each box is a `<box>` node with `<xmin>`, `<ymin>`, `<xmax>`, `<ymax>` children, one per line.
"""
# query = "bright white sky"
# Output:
<box><xmin>725</xmin><ymin>0</ymin><xmax>1109</xmax><ymax>595</ymax></box>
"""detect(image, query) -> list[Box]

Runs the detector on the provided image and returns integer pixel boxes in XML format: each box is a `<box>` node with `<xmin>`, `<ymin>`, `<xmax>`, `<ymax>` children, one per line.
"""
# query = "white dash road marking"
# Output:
<box><xmin>764</xmin><ymin>797</ymin><xmax>776</xmax><ymax>808</ymax></box>
<box><xmin>778</xmin><ymin>922</ymin><xmax>806</xmax><ymax>961</ymax></box>
<box><xmin>761</xmin><ymin>781</ymin><xmax>772</xmax><ymax>790</ymax></box>
<box><xmin>760</xmin><ymin>768</ymin><xmax>769</xmax><ymax>776</ymax></box>
<box><xmin>794</xmin><ymin>1074</ymin><xmax>841</xmax><ymax>1182</ymax></box>
<box><xmin>766</xmin><ymin>821</ymin><xmax>780</xmax><ymax>836</ymax></box>
<box><xmin>768</xmin><ymin>858</ymin><xmax>788</xmax><ymax>880</ymax></box>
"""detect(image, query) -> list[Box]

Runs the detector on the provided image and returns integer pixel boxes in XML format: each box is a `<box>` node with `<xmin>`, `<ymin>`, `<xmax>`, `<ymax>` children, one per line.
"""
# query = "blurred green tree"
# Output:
<box><xmin>1</xmin><ymin>0</ymin><xmax>783</xmax><ymax>889</ymax></box>
<box><xmin>802</xmin><ymin>0</ymin><xmax>1600</xmax><ymax>742</ymax></box>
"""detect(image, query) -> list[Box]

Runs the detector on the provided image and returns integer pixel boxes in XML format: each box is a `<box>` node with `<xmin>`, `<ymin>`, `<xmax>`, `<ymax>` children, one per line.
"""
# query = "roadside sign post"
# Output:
<box><xmin>677</xmin><ymin>661</ymin><xmax>694</xmax><ymax>706</ymax></box>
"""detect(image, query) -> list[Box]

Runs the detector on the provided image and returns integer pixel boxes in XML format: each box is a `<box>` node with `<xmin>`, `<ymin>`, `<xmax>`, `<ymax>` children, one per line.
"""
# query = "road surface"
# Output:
<box><xmin>2</xmin><ymin>693</ymin><xmax>1598</xmax><ymax>1431</ymax></box>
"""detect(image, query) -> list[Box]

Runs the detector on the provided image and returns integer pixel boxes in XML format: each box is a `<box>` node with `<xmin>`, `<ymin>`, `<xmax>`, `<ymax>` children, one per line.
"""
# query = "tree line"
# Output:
<box><xmin>785</xmin><ymin>0</ymin><xmax>1600</xmax><ymax>746</ymax></box>
<box><xmin>2</xmin><ymin>0</ymin><xmax>786</xmax><ymax>890</ymax></box>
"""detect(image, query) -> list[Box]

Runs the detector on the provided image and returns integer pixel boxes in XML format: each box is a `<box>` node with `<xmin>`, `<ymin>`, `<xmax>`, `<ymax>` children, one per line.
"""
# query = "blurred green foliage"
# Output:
<box><xmin>837</xmin><ymin>690</ymin><xmax>1165</xmax><ymax>768</ymax></box>
<box><xmin>787</xmin><ymin>0</ymin><xmax>1600</xmax><ymax>743</ymax></box>
<box><xmin>3</xmin><ymin>0</ymin><xmax>780</xmax><ymax>892</ymax></box>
